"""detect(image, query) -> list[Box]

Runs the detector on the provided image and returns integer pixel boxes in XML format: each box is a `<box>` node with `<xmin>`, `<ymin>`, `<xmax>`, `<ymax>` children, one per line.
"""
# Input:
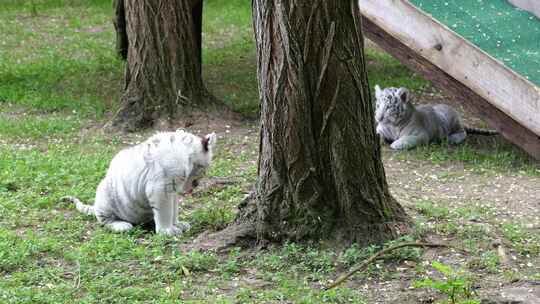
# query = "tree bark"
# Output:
<box><xmin>233</xmin><ymin>0</ymin><xmax>410</xmax><ymax>245</ymax></box>
<box><xmin>113</xmin><ymin>0</ymin><xmax>128</xmax><ymax>60</ymax></box>
<box><xmin>111</xmin><ymin>0</ymin><xmax>210</xmax><ymax>131</ymax></box>
<box><xmin>192</xmin><ymin>0</ymin><xmax>203</xmax><ymax>74</ymax></box>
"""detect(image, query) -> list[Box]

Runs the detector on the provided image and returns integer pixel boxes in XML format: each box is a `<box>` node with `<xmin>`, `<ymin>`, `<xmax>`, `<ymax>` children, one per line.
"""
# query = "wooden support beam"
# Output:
<box><xmin>361</xmin><ymin>17</ymin><xmax>540</xmax><ymax>160</ymax></box>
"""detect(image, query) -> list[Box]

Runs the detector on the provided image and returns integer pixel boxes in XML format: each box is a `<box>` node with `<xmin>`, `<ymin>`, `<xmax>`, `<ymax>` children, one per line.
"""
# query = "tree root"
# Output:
<box><xmin>324</xmin><ymin>242</ymin><xmax>464</xmax><ymax>290</ymax></box>
<box><xmin>183</xmin><ymin>222</ymin><xmax>256</xmax><ymax>252</ymax></box>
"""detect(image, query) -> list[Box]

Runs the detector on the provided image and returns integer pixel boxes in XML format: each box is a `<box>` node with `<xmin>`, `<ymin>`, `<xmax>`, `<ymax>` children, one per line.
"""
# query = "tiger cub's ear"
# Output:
<box><xmin>201</xmin><ymin>132</ymin><xmax>217</xmax><ymax>152</ymax></box>
<box><xmin>374</xmin><ymin>85</ymin><xmax>383</xmax><ymax>100</ymax></box>
<box><xmin>396</xmin><ymin>87</ymin><xmax>410</xmax><ymax>103</ymax></box>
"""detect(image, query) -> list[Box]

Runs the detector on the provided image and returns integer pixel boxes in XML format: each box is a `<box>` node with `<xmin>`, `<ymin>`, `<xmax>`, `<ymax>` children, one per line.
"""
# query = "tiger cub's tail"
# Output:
<box><xmin>464</xmin><ymin>126</ymin><xmax>498</xmax><ymax>136</ymax></box>
<box><xmin>61</xmin><ymin>196</ymin><xmax>95</xmax><ymax>216</ymax></box>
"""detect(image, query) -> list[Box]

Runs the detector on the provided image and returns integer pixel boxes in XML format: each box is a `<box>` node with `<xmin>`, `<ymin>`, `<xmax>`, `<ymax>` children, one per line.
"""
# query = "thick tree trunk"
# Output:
<box><xmin>234</xmin><ymin>0</ymin><xmax>410</xmax><ymax>245</ymax></box>
<box><xmin>111</xmin><ymin>0</ymin><xmax>210</xmax><ymax>131</ymax></box>
<box><xmin>113</xmin><ymin>0</ymin><xmax>127</xmax><ymax>60</ymax></box>
<box><xmin>192</xmin><ymin>0</ymin><xmax>203</xmax><ymax>74</ymax></box>
<box><xmin>113</xmin><ymin>0</ymin><xmax>203</xmax><ymax>63</ymax></box>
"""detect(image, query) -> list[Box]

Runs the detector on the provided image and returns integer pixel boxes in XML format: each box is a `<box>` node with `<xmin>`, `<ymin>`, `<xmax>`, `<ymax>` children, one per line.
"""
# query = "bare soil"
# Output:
<box><xmin>179</xmin><ymin>92</ymin><xmax>540</xmax><ymax>303</ymax></box>
<box><xmin>67</xmin><ymin>93</ymin><xmax>540</xmax><ymax>303</ymax></box>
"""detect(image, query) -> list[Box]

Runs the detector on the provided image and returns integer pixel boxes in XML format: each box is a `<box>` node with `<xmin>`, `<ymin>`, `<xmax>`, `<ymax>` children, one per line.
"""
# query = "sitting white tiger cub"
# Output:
<box><xmin>374</xmin><ymin>85</ymin><xmax>496</xmax><ymax>150</ymax></box>
<box><xmin>63</xmin><ymin>130</ymin><xmax>216</xmax><ymax>236</ymax></box>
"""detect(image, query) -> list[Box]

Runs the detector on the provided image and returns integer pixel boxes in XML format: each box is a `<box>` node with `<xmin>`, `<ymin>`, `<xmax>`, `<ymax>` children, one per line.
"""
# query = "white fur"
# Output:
<box><xmin>374</xmin><ymin>84</ymin><xmax>466</xmax><ymax>150</ymax></box>
<box><xmin>64</xmin><ymin>130</ymin><xmax>217</xmax><ymax>236</ymax></box>
<box><xmin>375</xmin><ymin>84</ymin><xmax>383</xmax><ymax>100</ymax></box>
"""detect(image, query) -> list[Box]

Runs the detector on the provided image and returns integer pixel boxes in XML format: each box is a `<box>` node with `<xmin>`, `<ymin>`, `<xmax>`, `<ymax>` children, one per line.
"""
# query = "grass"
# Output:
<box><xmin>415</xmin><ymin>200</ymin><xmax>451</xmax><ymax>220</ymax></box>
<box><xmin>393</xmin><ymin>139</ymin><xmax>540</xmax><ymax>175</ymax></box>
<box><xmin>1</xmin><ymin>0</ymin><xmax>539</xmax><ymax>303</ymax></box>
<box><xmin>0</xmin><ymin>0</ymin><xmax>121</xmax><ymax>119</ymax></box>
<box><xmin>365</xmin><ymin>47</ymin><xmax>430</xmax><ymax>91</ymax></box>
<box><xmin>202</xmin><ymin>0</ymin><xmax>259</xmax><ymax>116</ymax></box>
<box><xmin>0</xmin><ymin>113</ymin><xmax>81</xmax><ymax>140</ymax></box>
<box><xmin>414</xmin><ymin>261</ymin><xmax>480</xmax><ymax>304</ymax></box>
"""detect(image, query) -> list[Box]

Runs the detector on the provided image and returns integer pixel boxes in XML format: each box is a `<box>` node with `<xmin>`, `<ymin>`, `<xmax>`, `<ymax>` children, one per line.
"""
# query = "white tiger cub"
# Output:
<box><xmin>374</xmin><ymin>85</ymin><xmax>496</xmax><ymax>150</ymax></box>
<box><xmin>63</xmin><ymin>130</ymin><xmax>217</xmax><ymax>236</ymax></box>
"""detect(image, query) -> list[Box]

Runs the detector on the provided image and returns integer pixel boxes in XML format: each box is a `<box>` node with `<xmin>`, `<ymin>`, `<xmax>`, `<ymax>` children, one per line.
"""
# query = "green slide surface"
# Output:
<box><xmin>409</xmin><ymin>0</ymin><xmax>540</xmax><ymax>86</ymax></box>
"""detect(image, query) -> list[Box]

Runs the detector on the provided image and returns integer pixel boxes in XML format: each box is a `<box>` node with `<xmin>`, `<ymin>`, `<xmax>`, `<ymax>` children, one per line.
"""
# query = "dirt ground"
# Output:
<box><xmin>172</xmin><ymin>87</ymin><xmax>540</xmax><ymax>303</ymax></box>
<box><xmin>376</xmin><ymin>91</ymin><xmax>539</xmax><ymax>303</ymax></box>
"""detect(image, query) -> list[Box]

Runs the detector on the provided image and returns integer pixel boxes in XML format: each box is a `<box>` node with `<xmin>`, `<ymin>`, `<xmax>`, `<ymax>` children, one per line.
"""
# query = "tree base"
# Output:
<box><xmin>105</xmin><ymin>91</ymin><xmax>238</xmax><ymax>132</ymax></box>
<box><xmin>187</xmin><ymin>194</ymin><xmax>412</xmax><ymax>252</ymax></box>
<box><xmin>187</xmin><ymin>220</ymin><xmax>411</xmax><ymax>252</ymax></box>
<box><xmin>334</xmin><ymin>221</ymin><xmax>412</xmax><ymax>247</ymax></box>
<box><xmin>184</xmin><ymin>222</ymin><xmax>256</xmax><ymax>252</ymax></box>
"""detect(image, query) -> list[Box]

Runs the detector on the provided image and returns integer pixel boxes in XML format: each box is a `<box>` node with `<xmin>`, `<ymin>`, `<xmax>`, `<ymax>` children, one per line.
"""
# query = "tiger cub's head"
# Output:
<box><xmin>374</xmin><ymin>85</ymin><xmax>413</xmax><ymax>125</ymax></box>
<box><xmin>180</xmin><ymin>131</ymin><xmax>217</xmax><ymax>195</ymax></box>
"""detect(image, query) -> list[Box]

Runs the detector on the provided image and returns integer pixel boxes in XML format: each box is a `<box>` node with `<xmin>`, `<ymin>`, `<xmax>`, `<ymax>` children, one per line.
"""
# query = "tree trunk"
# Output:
<box><xmin>113</xmin><ymin>0</ymin><xmax>127</xmax><ymax>60</ymax></box>
<box><xmin>111</xmin><ymin>0</ymin><xmax>210</xmax><ymax>131</ymax></box>
<box><xmin>192</xmin><ymin>0</ymin><xmax>203</xmax><ymax>74</ymax></box>
<box><xmin>235</xmin><ymin>0</ymin><xmax>410</xmax><ymax>245</ymax></box>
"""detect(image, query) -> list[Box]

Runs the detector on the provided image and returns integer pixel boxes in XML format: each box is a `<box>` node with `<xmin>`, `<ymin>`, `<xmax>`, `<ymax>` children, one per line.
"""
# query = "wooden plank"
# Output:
<box><xmin>359</xmin><ymin>0</ymin><xmax>540</xmax><ymax>138</ymax></box>
<box><xmin>360</xmin><ymin>16</ymin><xmax>540</xmax><ymax>160</ymax></box>
<box><xmin>509</xmin><ymin>0</ymin><xmax>540</xmax><ymax>18</ymax></box>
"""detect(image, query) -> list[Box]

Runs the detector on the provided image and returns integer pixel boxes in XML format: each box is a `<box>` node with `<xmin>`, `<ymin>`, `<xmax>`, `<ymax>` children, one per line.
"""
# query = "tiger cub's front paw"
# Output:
<box><xmin>157</xmin><ymin>226</ymin><xmax>183</xmax><ymax>237</ymax></box>
<box><xmin>175</xmin><ymin>221</ymin><xmax>191</xmax><ymax>233</ymax></box>
<box><xmin>390</xmin><ymin>141</ymin><xmax>408</xmax><ymax>150</ymax></box>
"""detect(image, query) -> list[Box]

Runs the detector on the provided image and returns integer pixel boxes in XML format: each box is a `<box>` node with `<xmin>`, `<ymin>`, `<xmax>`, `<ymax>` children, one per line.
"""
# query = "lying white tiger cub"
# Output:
<box><xmin>63</xmin><ymin>130</ymin><xmax>216</xmax><ymax>236</ymax></box>
<box><xmin>374</xmin><ymin>85</ymin><xmax>496</xmax><ymax>150</ymax></box>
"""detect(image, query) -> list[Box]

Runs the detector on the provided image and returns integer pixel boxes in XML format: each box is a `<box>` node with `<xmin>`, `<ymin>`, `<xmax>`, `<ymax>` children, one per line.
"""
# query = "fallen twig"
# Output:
<box><xmin>324</xmin><ymin>242</ymin><xmax>460</xmax><ymax>290</ymax></box>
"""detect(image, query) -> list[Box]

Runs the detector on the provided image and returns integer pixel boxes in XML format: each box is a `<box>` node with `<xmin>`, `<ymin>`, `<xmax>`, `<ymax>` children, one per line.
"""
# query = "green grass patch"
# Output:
<box><xmin>500</xmin><ymin>222</ymin><xmax>540</xmax><ymax>256</ymax></box>
<box><xmin>394</xmin><ymin>139</ymin><xmax>540</xmax><ymax>175</ymax></box>
<box><xmin>0</xmin><ymin>114</ymin><xmax>81</xmax><ymax>139</ymax></box>
<box><xmin>366</xmin><ymin>47</ymin><xmax>429</xmax><ymax>92</ymax></box>
<box><xmin>0</xmin><ymin>229</ymin><xmax>47</xmax><ymax>272</ymax></box>
<box><xmin>1</xmin><ymin>0</ymin><xmax>538</xmax><ymax>302</ymax></box>
<box><xmin>202</xmin><ymin>0</ymin><xmax>258</xmax><ymax>116</ymax></box>
<box><xmin>0</xmin><ymin>0</ymin><xmax>112</xmax><ymax>12</ymax></box>
<box><xmin>0</xmin><ymin>1</ymin><xmax>122</xmax><ymax>118</ymax></box>
<box><xmin>415</xmin><ymin>199</ymin><xmax>451</xmax><ymax>220</ymax></box>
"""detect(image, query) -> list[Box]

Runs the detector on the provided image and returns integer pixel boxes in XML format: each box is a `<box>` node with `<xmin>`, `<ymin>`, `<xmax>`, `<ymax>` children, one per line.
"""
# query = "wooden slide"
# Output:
<box><xmin>359</xmin><ymin>0</ymin><xmax>540</xmax><ymax>160</ymax></box>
